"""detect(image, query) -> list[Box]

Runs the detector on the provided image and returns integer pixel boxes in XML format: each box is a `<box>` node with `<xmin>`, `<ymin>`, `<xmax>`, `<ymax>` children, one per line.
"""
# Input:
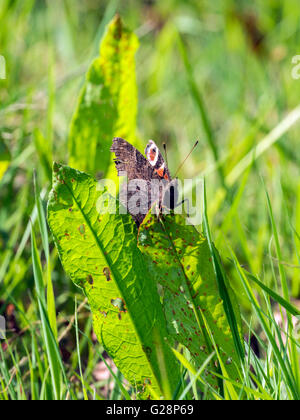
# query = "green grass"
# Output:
<box><xmin>0</xmin><ymin>0</ymin><xmax>300</xmax><ymax>400</ymax></box>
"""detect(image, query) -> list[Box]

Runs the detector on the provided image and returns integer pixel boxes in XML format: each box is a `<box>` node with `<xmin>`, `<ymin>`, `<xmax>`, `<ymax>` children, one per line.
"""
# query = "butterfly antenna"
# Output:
<box><xmin>174</xmin><ymin>141</ymin><xmax>199</xmax><ymax>177</ymax></box>
<box><xmin>163</xmin><ymin>142</ymin><xmax>169</xmax><ymax>168</ymax></box>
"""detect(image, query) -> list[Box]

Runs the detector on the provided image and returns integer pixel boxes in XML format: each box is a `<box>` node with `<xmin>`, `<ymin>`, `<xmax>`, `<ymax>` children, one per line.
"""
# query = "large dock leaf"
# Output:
<box><xmin>48</xmin><ymin>164</ymin><xmax>180</xmax><ymax>399</ymax></box>
<box><xmin>138</xmin><ymin>212</ymin><xmax>242</xmax><ymax>393</ymax></box>
<box><xmin>69</xmin><ymin>15</ymin><xmax>139</xmax><ymax>177</ymax></box>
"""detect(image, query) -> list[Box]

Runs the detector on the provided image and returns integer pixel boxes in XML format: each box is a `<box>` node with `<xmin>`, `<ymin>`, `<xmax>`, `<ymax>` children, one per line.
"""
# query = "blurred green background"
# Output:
<box><xmin>1</xmin><ymin>0</ymin><xmax>300</xmax><ymax>398</ymax></box>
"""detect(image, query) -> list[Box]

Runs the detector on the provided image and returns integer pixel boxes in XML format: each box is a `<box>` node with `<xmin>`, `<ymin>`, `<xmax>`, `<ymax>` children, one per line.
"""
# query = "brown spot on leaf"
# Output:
<box><xmin>87</xmin><ymin>275</ymin><xmax>94</xmax><ymax>285</ymax></box>
<box><xmin>143</xmin><ymin>346</ymin><xmax>152</xmax><ymax>358</ymax></box>
<box><xmin>103</xmin><ymin>267</ymin><xmax>111</xmax><ymax>281</ymax></box>
<box><xmin>111</xmin><ymin>298</ymin><xmax>127</xmax><ymax>313</ymax></box>
<box><xmin>78</xmin><ymin>224</ymin><xmax>85</xmax><ymax>236</ymax></box>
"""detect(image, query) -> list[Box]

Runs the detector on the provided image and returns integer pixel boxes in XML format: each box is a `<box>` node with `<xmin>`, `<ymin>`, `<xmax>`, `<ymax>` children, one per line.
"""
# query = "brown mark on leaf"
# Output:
<box><xmin>78</xmin><ymin>224</ymin><xmax>85</xmax><ymax>236</ymax></box>
<box><xmin>113</xmin><ymin>14</ymin><xmax>122</xmax><ymax>40</ymax></box>
<box><xmin>144</xmin><ymin>378</ymin><xmax>151</xmax><ymax>386</ymax></box>
<box><xmin>111</xmin><ymin>298</ymin><xmax>127</xmax><ymax>314</ymax></box>
<box><xmin>87</xmin><ymin>275</ymin><xmax>94</xmax><ymax>285</ymax></box>
<box><xmin>103</xmin><ymin>267</ymin><xmax>111</xmax><ymax>281</ymax></box>
<box><xmin>142</xmin><ymin>346</ymin><xmax>152</xmax><ymax>358</ymax></box>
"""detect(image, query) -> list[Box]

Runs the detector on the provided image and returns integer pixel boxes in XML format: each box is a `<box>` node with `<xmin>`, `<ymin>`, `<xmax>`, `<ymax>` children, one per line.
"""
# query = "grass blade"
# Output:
<box><xmin>31</xmin><ymin>225</ymin><xmax>64</xmax><ymax>400</ymax></box>
<box><xmin>177</xmin><ymin>34</ymin><xmax>226</xmax><ymax>190</ymax></box>
<box><xmin>202</xmin><ymin>179</ymin><xmax>245</xmax><ymax>362</ymax></box>
<box><xmin>226</xmin><ymin>105</ymin><xmax>300</xmax><ymax>186</ymax></box>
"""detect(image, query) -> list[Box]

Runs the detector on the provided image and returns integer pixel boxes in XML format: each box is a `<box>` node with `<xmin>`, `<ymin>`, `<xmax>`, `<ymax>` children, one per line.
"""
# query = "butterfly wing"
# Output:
<box><xmin>111</xmin><ymin>137</ymin><xmax>159</xmax><ymax>181</ymax></box>
<box><xmin>110</xmin><ymin>138</ymin><xmax>159</xmax><ymax>226</ymax></box>
<box><xmin>144</xmin><ymin>140</ymin><xmax>171</xmax><ymax>181</ymax></box>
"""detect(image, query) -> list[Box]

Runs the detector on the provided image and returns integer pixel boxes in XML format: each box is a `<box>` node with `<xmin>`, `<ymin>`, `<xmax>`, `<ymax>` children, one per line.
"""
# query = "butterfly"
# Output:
<box><xmin>110</xmin><ymin>137</ymin><xmax>178</xmax><ymax>226</ymax></box>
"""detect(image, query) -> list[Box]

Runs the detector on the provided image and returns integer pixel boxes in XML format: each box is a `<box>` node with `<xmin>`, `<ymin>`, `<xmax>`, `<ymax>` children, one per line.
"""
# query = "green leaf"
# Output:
<box><xmin>138</xmin><ymin>212</ymin><xmax>242</xmax><ymax>394</ymax></box>
<box><xmin>47</xmin><ymin>163</ymin><xmax>181</xmax><ymax>399</ymax></box>
<box><xmin>68</xmin><ymin>15</ymin><xmax>139</xmax><ymax>177</ymax></box>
